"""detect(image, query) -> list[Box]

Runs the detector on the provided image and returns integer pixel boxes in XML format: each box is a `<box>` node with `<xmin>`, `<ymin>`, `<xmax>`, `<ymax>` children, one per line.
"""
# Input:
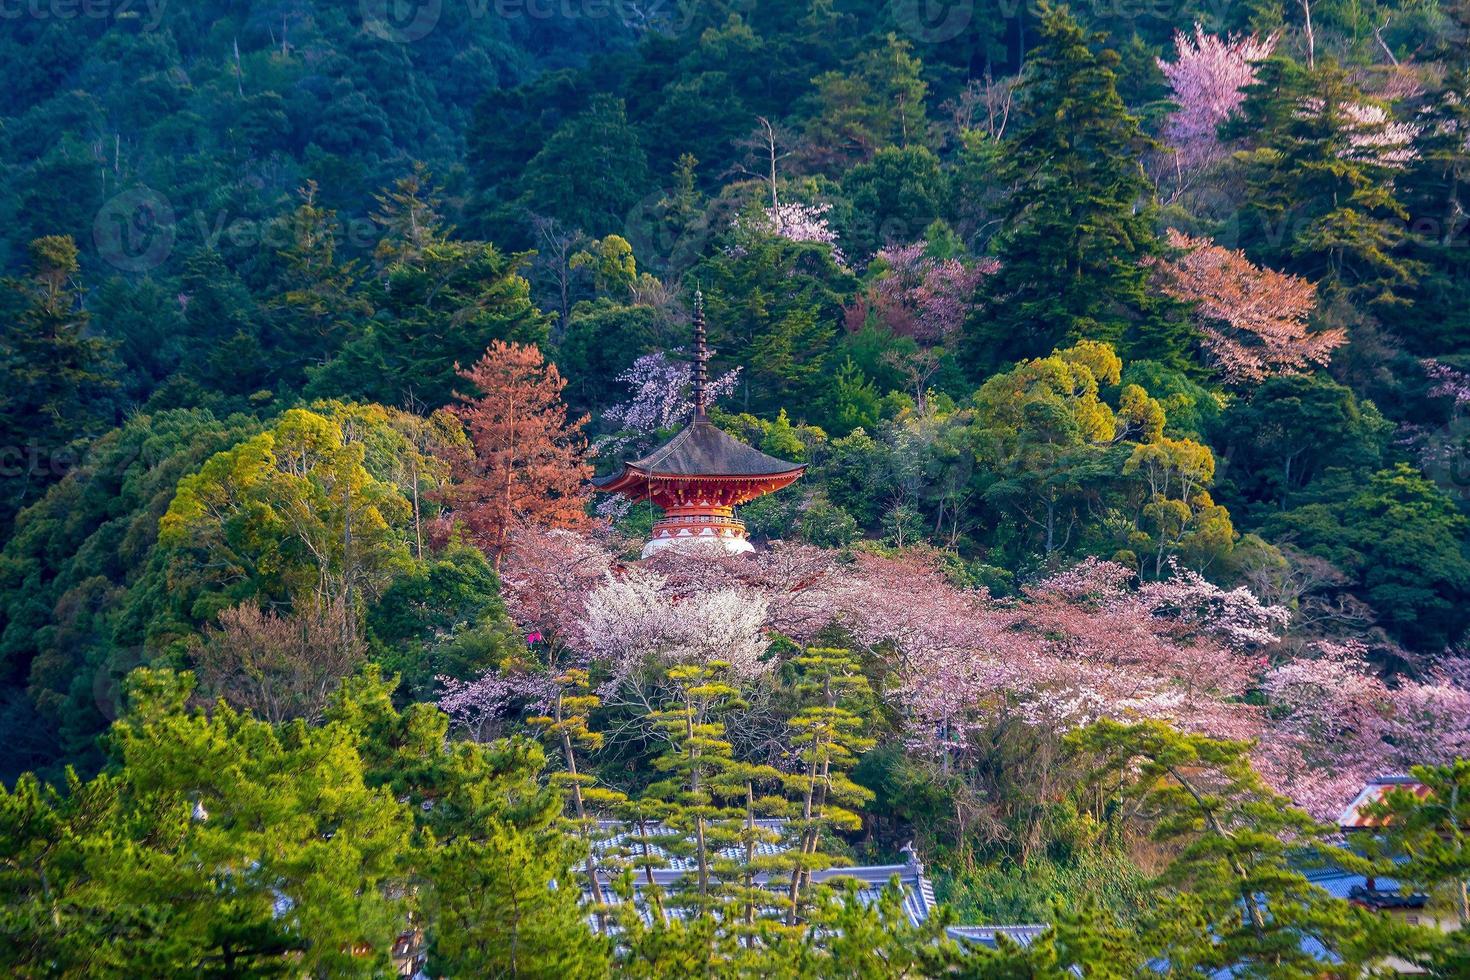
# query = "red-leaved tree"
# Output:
<box><xmin>446</xmin><ymin>341</ymin><xmax>592</xmax><ymax>568</ymax></box>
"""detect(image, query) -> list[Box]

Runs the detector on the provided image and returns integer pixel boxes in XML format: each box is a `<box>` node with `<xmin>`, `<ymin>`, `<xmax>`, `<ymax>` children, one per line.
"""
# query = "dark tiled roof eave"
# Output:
<box><xmin>592</xmin><ymin>421</ymin><xmax>805</xmax><ymax>489</ymax></box>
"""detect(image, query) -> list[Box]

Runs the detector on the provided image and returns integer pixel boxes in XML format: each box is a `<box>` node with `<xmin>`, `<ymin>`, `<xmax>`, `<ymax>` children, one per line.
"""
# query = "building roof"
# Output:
<box><xmin>577</xmin><ymin>819</ymin><xmax>1042</xmax><ymax>941</ymax></box>
<box><xmin>594</xmin><ymin>420</ymin><xmax>806</xmax><ymax>483</ymax></box>
<box><xmin>946</xmin><ymin>924</ymin><xmax>1051</xmax><ymax>949</ymax></box>
<box><xmin>592</xmin><ymin>419</ymin><xmax>805</xmax><ymax>490</ymax></box>
<box><xmin>1337</xmin><ymin>775</ymin><xmax>1430</xmax><ymax>830</ymax></box>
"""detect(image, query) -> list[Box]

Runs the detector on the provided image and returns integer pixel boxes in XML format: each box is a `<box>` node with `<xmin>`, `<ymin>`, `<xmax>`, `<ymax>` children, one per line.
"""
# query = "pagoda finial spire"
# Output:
<box><xmin>692</xmin><ymin>288</ymin><xmax>709</xmax><ymax>422</ymax></box>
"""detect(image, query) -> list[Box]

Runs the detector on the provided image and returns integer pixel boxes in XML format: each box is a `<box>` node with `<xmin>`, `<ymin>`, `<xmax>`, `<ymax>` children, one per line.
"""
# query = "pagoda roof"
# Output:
<box><xmin>592</xmin><ymin>419</ymin><xmax>805</xmax><ymax>489</ymax></box>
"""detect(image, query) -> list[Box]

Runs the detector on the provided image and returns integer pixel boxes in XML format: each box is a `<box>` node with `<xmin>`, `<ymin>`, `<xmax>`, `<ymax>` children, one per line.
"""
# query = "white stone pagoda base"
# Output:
<box><xmin>641</xmin><ymin>529</ymin><xmax>755</xmax><ymax>559</ymax></box>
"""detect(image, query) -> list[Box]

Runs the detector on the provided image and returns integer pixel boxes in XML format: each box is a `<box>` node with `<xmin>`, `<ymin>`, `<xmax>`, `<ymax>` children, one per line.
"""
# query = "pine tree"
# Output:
<box><xmin>270</xmin><ymin>181</ymin><xmax>370</xmax><ymax>371</ymax></box>
<box><xmin>641</xmin><ymin>663</ymin><xmax>747</xmax><ymax>921</ymax></box>
<box><xmin>372</xmin><ymin>161</ymin><xmax>449</xmax><ymax>267</ymax></box>
<box><xmin>0</xmin><ymin>236</ymin><xmax>116</xmax><ymax>529</ymax></box>
<box><xmin>1069</xmin><ymin>720</ymin><xmax>1402</xmax><ymax>976</ymax></box>
<box><xmin>528</xmin><ymin>668</ymin><xmax>628</xmax><ymax>924</ymax></box>
<box><xmin>963</xmin><ymin>5</ymin><xmax>1193</xmax><ymax>376</ymax></box>
<box><xmin>780</xmin><ymin>648</ymin><xmax>876</xmax><ymax>925</ymax></box>
<box><xmin>1230</xmin><ymin>57</ymin><xmax>1421</xmax><ymax>306</ymax></box>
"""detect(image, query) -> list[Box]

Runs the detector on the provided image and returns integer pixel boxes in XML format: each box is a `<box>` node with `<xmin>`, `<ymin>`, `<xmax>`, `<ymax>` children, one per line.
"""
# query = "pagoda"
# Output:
<box><xmin>593</xmin><ymin>295</ymin><xmax>805</xmax><ymax>558</ymax></box>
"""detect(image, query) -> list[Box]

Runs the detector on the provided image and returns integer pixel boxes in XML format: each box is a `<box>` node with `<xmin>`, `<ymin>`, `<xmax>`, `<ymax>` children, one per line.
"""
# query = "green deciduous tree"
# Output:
<box><xmin>159</xmin><ymin>403</ymin><xmax>415</xmax><ymax>624</ymax></box>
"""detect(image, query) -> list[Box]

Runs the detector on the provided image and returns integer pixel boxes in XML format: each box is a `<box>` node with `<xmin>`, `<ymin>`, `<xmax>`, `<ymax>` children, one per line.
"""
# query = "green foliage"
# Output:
<box><xmin>1265</xmin><ymin>464</ymin><xmax>1470</xmax><ymax>650</ymax></box>
<box><xmin>0</xmin><ymin>408</ymin><xmax>260</xmax><ymax>776</ymax></box>
<box><xmin>365</xmin><ymin>544</ymin><xmax>521</xmax><ymax>700</ymax></box>
<box><xmin>557</xmin><ymin>300</ymin><xmax>665</xmax><ymax>414</ymax></box>
<box><xmin>308</xmin><ymin>238</ymin><xmax>550</xmax><ymax>409</ymax></box>
<box><xmin>1070</xmin><ymin>719</ymin><xmax>1403</xmax><ymax>978</ymax></box>
<box><xmin>0</xmin><ymin>237</ymin><xmax>118</xmax><ymax>531</ymax></box>
<box><xmin>159</xmin><ymin>403</ymin><xmax>415</xmax><ymax>617</ymax></box>
<box><xmin>963</xmin><ymin>5</ymin><xmax>1193</xmax><ymax>375</ymax></box>
<box><xmin>970</xmin><ymin>340</ymin><xmax>1233</xmax><ymax>572</ymax></box>
<box><xmin>697</xmin><ymin>234</ymin><xmax>855</xmax><ymax>415</ymax></box>
<box><xmin>520</xmin><ymin>96</ymin><xmax>652</xmax><ymax>238</ymax></box>
<box><xmin>1230</xmin><ymin>57</ymin><xmax>1421</xmax><ymax>305</ymax></box>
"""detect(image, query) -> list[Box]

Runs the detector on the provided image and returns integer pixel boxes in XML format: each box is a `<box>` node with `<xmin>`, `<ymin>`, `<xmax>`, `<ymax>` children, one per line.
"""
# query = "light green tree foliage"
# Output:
<box><xmin>570</xmin><ymin>235</ymin><xmax>639</xmax><ymax>297</ymax></box>
<box><xmin>312</xmin><ymin>667</ymin><xmax>609</xmax><ymax>977</ymax></box>
<box><xmin>529</xmin><ymin>668</ymin><xmax>629</xmax><ymax>921</ymax></box>
<box><xmin>0</xmin><ymin>667</ymin><xmax>415</xmax><ymax>976</ymax></box>
<box><xmin>159</xmin><ymin>403</ymin><xmax>420</xmax><ymax>623</ymax></box>
<box><xmin>780</xmin><ymin>648</ymin><xmax>877</xmax><ymax>924</ymax></box>
<box><xmin>971</xmin><ymin>341</ymin><xmax>1232</xmax><ymax>571</ymax></box>
<box><xmin>955</xmin><ymin>901</ymin><xmax>1146</xmax><ymax>978</ymax></box>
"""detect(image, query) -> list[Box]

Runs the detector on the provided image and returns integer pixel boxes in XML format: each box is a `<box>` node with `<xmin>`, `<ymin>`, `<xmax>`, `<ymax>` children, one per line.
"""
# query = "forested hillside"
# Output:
<box><xmin>4</xmin><ymin>0</ymin><xmax>1470</xmax><ymax>974</ymax></box>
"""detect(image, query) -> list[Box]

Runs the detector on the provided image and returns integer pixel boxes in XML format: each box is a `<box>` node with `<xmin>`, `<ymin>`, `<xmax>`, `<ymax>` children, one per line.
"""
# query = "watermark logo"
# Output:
<box><xmin>1423</xmin><ymin>416</ymin><xmax>1470</xmax><ymax>503</ymax></box>
<box><xmin>93</xmin><ymin>186</ymin><xmax>176</xmax><ymax>273</ymax></box>
<box><xmin>891</xmin><ymin>0</ymin><xmax>973</xmax><ymax>43</ymax></box>
<box><xmin>361</xmin><ymin>0</ymin><xmax>442</xmax><ymax>42</ymax></box>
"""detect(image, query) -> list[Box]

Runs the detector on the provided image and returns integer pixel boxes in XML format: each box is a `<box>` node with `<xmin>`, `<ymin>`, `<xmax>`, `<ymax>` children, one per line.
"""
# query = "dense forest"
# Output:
<box><xmin>4</xmin><ymin>0</ymin><xmax>1470</xmax><ymax>974</ymax></box>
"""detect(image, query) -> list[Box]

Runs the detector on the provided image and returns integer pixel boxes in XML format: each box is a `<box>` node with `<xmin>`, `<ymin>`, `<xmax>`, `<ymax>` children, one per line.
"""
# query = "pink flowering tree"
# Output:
<box><xmin>1158</xmin><ymin>26</ymin><xmax>1278</xmax><ymax>181</ymax></box>
<box><xmin>582</xmin><ymin>567</ymin><xmax>772</xmax><ymax>679</ymax></box>
<box><xmin>437</xmin><ymin>670</ymin><xmax>556</xmax><ymax>743</ymax></box>
<box><xmin>1155</xmin><ymin>229</ymin><xmax>1344</xmax><ymax>384</ymax></box>
<box><xmin>601</xmin><ymin>351</ymin><xmax>742</xmax><ymax>436</ymax></box>
<box><xmin>1258</xmin><ymin>644</ymin><xmax>1470</xmax><ymax>818</ymax></box>
<box><xmin>731</xmin><ymin>199</ymin><xmax>847</xmax><ymax>266</ymax></box>
<box><xmin>848</xmin><ymin>242</ymin><xmax>997</xmax><ymax>344</ymax></box>
<box><xmin>1424</xmin><ymin>359</ymin><xmax>1470</xmax><ymax>411</ymax></box>
<box><xmin>497</xmin><ymin>528</ymin><xmax>616</xmax><ymax>657</ymax></box>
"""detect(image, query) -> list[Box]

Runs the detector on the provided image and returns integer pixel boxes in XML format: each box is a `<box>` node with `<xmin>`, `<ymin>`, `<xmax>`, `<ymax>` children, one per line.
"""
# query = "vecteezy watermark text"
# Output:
<box><xmin>0</xmin><ymin>0</ymin><xmax>168</xmax><ymax>31</ymax></box>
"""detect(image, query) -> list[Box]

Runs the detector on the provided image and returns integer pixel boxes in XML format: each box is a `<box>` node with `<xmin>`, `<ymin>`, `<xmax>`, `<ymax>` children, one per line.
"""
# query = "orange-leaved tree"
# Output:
<box><xmin>447</xmin><ymin>341</ymin><xmax>591</xmax><ymax>568</ymax></box>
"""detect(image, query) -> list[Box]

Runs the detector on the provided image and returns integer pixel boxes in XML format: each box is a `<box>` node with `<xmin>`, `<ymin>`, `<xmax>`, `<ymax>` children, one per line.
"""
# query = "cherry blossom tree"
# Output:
<box><xmin>641</xmin><ymin>541</ymin><xmax>840</xmax><ymax>643</ymax></box>
<box><xmin>437</xmin><ymin>670</ymin><xmax>556</xmax><ymax>743</ymax></box>
<box><xmin>600</xmin><ymin>351</ymin><xmax>741</xmax><ymax>436</ymax></box>
<box><xmin>1155</xmin><ymin>229</ymin><xmax>1343</xmax><ymax>384</ymax></box>
<box><xmin>497</xmin><ymin>528</ymin><xmax>617</xmax><ymax>655</ymax></box>
<box><xmin>1296</xmin><ymin>97</ymin><xmax>1421</xmax><ymax>169</ymax></box>
<box><xmin>582</xmin><ymin>567</ymin><xmax>771</xmax><ymax>678</ymax></box>
<box><xmin>1257</xmin><ymin>644</ymin><xmax>1470</xmax><ymax>817</ymax></box>
<box><xmin>848</xmin><ymin>243</ymin><xmax>997</xmax><ymax>344</ymax></box>
<box><xmin>732</xmin><ymin>200</ymin><xmax>846</xmax><ymax>265</ymax></box>
<box><xmin>1424</xmin><ymin>358</ymin><xmax>1470</xmax><ymax>410</ymax></box>
<box><xmin>1158</xmin><ymin>26</ymin><xmax>1278</xmax><ymax>178</ymax></box>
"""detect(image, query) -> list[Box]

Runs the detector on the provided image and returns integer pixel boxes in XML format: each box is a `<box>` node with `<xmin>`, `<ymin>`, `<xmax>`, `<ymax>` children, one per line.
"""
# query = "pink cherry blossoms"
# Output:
<box><xmin>463</xmin><ymin>528</ymin><xmax>1470</xmax><ymax>819</ymax></box>
<box><xmin>581</xmin><ymin>566</ymin><xmax>772</xmax><ymax>678</ymax></box>
<box><xmin>1156</xmin><ymin>229</ymin><xmax>1344</xmax><ymax>384</ymax></box>
<box><xmin>601</xmin><ymin>351</ymin><xmax>742</xmax><ymax>435</ymax></box>
<box><xmin>1258</xmin><ymin>644</ymin><xmax>1470</xmax><ymax>817</ymax></box>
<box><xmin>1424</xmin><ymin>359</ymin><xmax>1470</xmax><ymax>408</ymax></box>
<box><xmin>1158</xmin><ymin>26</ymin><xmax>1278</xmax><ymax>175</ymax></box>
<box><xmin>732</xmin><ymin>200</ymin><xmax>847</xmax><ymax>265</ymax></box>
<box><xmin>847</xmin><ymin>242</ymin><xmax>997</xmax><ymax>344</ymax></box>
